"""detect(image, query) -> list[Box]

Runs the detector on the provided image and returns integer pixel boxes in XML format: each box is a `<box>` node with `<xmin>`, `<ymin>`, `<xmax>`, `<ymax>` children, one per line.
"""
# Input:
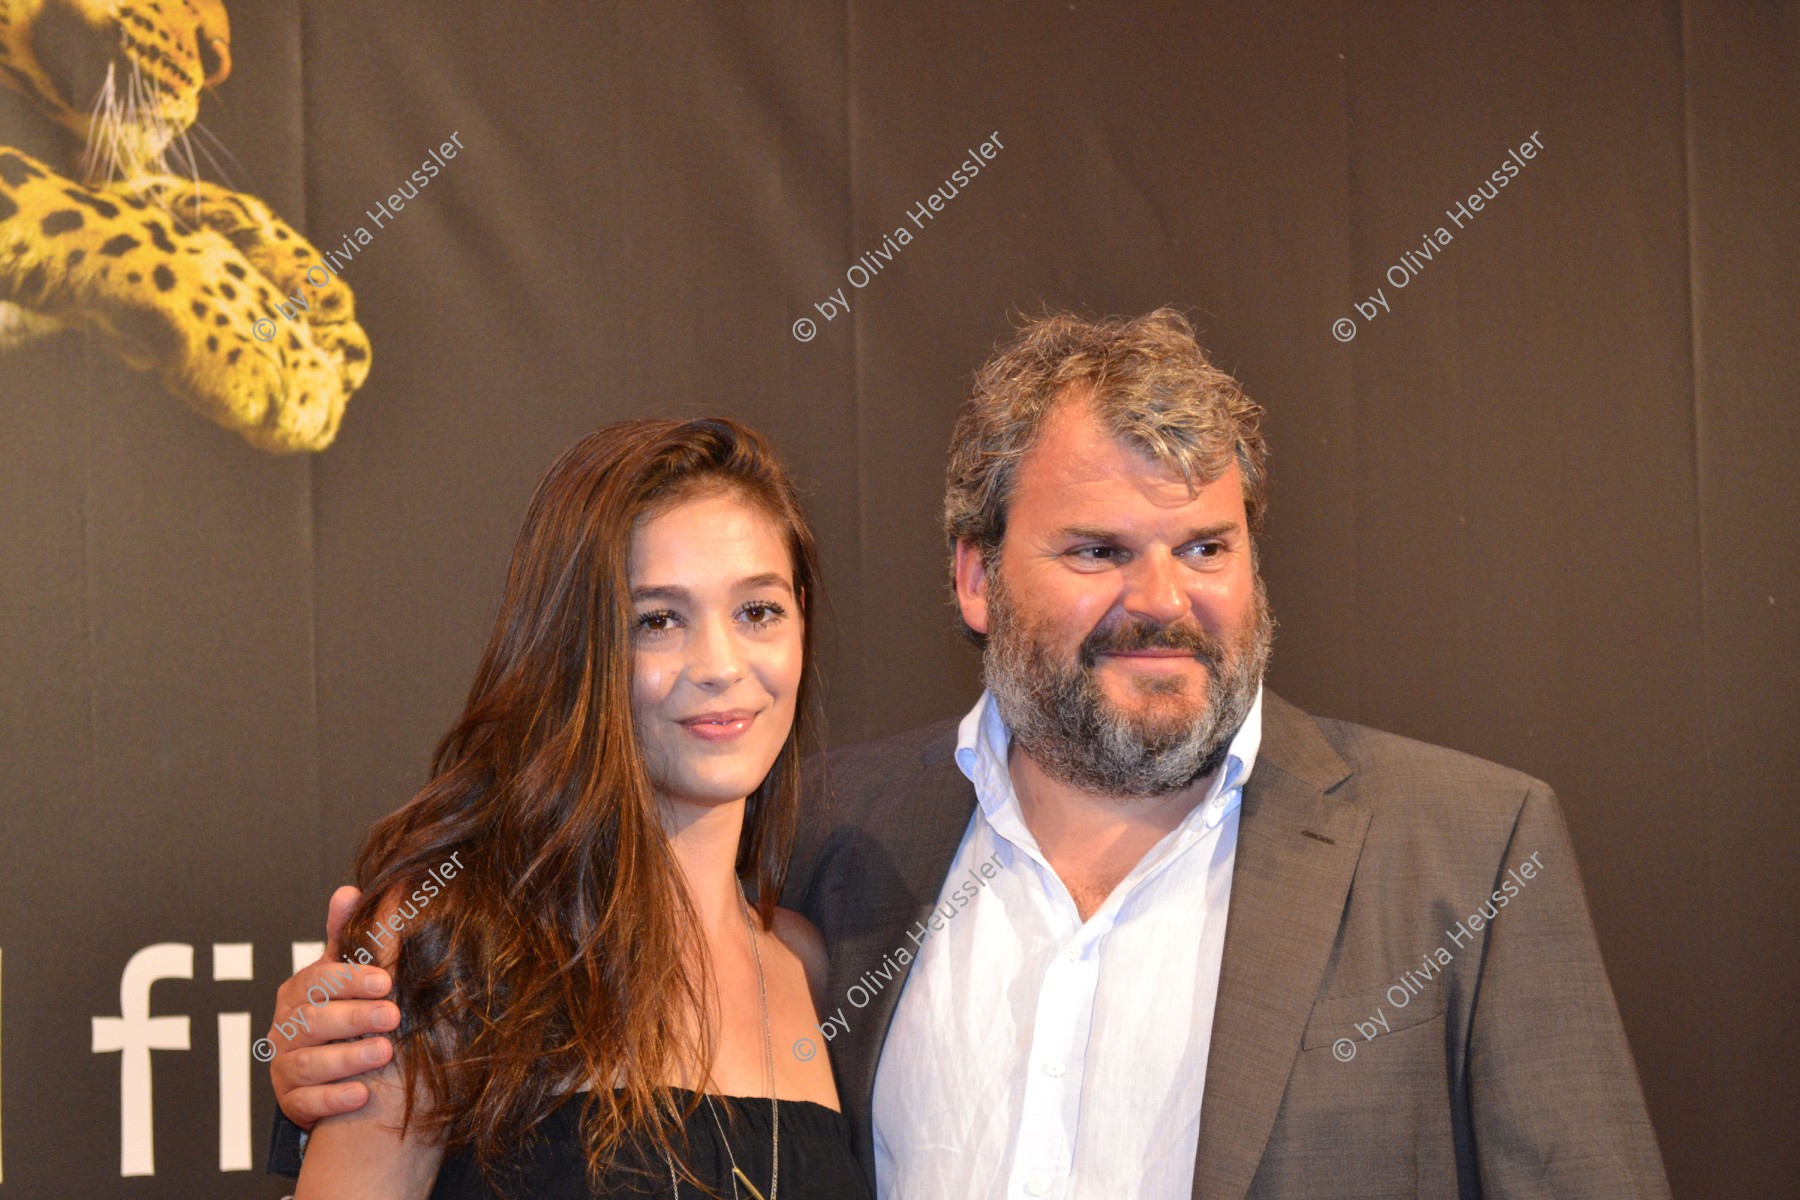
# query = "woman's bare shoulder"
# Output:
<box><xmin>769</xmin><ymin>907</ymin><xmax>828</xmax><ymax>1002</ymax></box>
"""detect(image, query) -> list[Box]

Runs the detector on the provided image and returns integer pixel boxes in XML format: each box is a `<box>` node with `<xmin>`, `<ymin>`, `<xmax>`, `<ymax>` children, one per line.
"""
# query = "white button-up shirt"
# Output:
<box><xmin>870</xmin><ymin>684</ymin><xmax>1264</xmax><ymax>1199</ymax></box>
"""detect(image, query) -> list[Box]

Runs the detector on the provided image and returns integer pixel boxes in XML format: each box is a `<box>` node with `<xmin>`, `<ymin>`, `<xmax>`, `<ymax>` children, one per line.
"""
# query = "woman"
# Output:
<box><xmin>293</xmin><ymin>417</ymin><xmax>869</xmax><ymax>1199</ymax></box>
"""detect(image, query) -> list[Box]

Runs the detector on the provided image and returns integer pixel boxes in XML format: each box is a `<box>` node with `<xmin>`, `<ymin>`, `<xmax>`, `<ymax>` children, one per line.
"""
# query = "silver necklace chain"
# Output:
<box><xmin>666</xmin><ymin>891</ymin><xmax>779</xmax><ymax>1200</ymax></box>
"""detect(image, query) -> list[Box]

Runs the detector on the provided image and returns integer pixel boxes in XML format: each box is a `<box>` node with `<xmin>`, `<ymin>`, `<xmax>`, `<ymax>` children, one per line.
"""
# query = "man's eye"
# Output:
<box><xmin>1185</xmin><ymin>542</ymin><xmax>1223</xmax><ymax>559</ymax></box>
<box><xmin>1070</xmin><ymin>546</ymin><xmax>1121</xmax><ymax>561</ymax></box>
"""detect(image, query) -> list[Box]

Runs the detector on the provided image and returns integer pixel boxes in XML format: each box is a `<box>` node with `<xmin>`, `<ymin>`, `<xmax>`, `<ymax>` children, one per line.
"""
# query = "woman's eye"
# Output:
<box><xmin>740</xmin><ymin>601</ymin><xmax>788</xmax><ymax>626</ymax></box>
<box><xmin>634</xmin><ymin>609</ymin><xmax>678</xmax><ymax>635</ymax></box>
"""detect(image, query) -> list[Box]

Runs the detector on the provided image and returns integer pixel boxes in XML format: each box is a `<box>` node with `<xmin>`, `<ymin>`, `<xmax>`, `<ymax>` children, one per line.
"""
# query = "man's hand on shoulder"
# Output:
<box><xmin>268</xmin><ymin>885</ymin><xmax>400</xmax><ymax>1131</ymax></box>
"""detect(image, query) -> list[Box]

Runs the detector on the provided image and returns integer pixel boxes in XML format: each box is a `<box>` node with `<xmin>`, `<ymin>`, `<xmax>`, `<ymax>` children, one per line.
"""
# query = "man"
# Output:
<box><xmin>266</xmin><ymin>309</ymin><xmax>1671</xmax><ymax>1197</ymax></box>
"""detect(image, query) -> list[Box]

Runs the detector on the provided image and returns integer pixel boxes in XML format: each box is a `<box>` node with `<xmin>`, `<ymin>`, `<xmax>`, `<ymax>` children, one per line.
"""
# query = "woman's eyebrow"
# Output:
<box><xmin>630</xmin><ymin>574</ymin><xmax>793</xmax><ymax>602</ymax></box>
<box><xmin>735</xmin><ymin>572</ymin><xmax>794</xmax><ymax>595</ymax></box>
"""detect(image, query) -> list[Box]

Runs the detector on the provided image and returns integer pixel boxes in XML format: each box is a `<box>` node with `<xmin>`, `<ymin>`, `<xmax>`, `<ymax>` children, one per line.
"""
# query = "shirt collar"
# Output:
<box><xmin>954</xmin><ymin>681</ymin><xmax>1264</xmax><ymax>836</ymax></box>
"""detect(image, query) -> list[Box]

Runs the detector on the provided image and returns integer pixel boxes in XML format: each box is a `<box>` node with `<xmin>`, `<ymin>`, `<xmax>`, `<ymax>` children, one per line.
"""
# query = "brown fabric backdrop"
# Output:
<box><xmin>0</xmin><ymin>2</ymin><xmax>1793</xmax><ymax>1195</ymax></box>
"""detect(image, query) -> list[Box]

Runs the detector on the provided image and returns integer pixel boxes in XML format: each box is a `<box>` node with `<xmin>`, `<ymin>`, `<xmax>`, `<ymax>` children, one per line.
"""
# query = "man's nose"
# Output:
<box><xmin>1120</xmin><ymin>552</ymin><xmax>1190</xmax><ymax>626</ymax></box>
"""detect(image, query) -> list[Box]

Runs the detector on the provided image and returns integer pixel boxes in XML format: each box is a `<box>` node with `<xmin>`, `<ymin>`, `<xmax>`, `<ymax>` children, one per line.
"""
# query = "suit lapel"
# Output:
<box><xmin>830</xmin><ymin>729</ymin><xmax>976</xmax><ymax>1188</ymax></box>
<box><xmin>1192</xmin><ymin>692</ymin><xmax>1368</xmax><ymax>1200</ymax></box>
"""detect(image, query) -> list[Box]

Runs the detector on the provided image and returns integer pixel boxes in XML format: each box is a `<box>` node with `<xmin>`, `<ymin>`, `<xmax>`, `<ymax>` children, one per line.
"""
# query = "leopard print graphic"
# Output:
<box><xmin>0</xmin><ymin>0</ymin><xmax>371</xmax><ymax>452</ymax></box>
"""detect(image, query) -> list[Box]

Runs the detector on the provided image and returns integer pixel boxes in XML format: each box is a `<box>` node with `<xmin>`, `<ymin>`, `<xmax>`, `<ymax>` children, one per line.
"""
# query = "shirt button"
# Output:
<box><xmin>1025</xmin><ymin>1179</ymin><xmax>1049</xmax><ymax>1197</ymax></box>
<box><xmin>1064</xmin><ymin>944</ymin><xmax>1080</xmax><ymax>961</ymax></box>
<box><xmin>1044</xmin><ymin>1061</ymin><xmax>1065</xmax><ymax>1077</ymax></box>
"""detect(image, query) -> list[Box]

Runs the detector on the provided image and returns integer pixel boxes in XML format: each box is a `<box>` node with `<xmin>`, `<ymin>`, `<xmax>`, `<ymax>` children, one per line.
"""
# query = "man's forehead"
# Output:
<box><xmin>1010</xmin><ymin>401</ymin><xmax>1243</xmax><ymax>525</ymax></box>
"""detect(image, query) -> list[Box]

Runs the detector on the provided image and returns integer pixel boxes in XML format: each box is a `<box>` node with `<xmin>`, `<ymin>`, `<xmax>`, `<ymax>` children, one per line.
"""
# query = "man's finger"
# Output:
<box><xmin>267</xmin><ymin>993</ymin><xmax>398</xmax><ymax>1051</ymax></box>
<box><xmin>273</xmin><ymin>959</ymin><xmax>390</xmax><ymax>1020</ymax></box>
<box><xmin>323</xmin><ymin>884</ymin><xmax>363</xmax><ymax>962</ymax></box>
<box><xmin>273</xmin><ymin>1034</ymin><xmax>395</xmax><ymax>1094</ymax></box>
<box><xmin>277</xmin><ymin>1079</ymin><xmax>374</xmax><ymax>1131</ymax></box>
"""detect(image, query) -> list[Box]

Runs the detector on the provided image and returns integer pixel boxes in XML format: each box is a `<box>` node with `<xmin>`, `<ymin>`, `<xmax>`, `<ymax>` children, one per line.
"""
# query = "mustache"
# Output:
<box><xmin>1078</xmin><ymin>616</ymin><xmax>1226</xmax><ymax>668</ymax></box>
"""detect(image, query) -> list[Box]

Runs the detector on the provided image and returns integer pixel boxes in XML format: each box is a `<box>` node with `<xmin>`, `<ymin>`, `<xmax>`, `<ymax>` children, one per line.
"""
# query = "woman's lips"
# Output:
<box><xmin>678</xmin><ymin>710</ymin><xmax>758</xmax><ymax>742</ymax></box>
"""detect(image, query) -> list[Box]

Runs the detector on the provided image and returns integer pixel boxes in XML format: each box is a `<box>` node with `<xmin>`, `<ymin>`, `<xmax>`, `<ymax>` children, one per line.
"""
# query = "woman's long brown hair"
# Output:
<box><xmin>335</xmin><ymin>417</ymin><xmax>824</xmax><ymax>1195</ymax></box>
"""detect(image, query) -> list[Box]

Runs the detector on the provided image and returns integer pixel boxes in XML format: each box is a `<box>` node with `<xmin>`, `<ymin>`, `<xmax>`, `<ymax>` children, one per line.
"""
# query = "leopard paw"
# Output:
<box><xmin>0</xmin><ymin>150</ymin><xmax>369</xmax><ymax>451</ymax></box>
<box><xmin>128</xmin><ymin>173</ymin><xmax>372</xmax><ymax>400</ymax></box>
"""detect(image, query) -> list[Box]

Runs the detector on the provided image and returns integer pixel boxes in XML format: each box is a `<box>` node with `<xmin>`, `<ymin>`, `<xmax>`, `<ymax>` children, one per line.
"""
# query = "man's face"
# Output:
<box><xmin>954</xmin><ymin>398</ymin><xmax>1272</xmax><ymax>796</ymax></box>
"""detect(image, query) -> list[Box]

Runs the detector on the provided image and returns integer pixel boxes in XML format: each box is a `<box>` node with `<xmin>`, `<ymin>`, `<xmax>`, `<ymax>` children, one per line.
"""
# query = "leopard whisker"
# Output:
<box><xmin>123</xmin><ymin>57</ymin><xmax>184</xmax><ymax>221</ymax></box>
<box><xmin>163</xmin><ymin>108</ymin><xmax>205</xmax><ymax>226</ymax></box>
<box><xmin>187</xmin><ymin>120</ymin><xmax>248</xmax><ymax>192</ymax></box>
<box><xmin>106</xmin><ymin>72</ymin><xmax>131</xmax><ymax>182</ymax></box>
<box><xmin>81</xmin><ymin>47</ymin><xmax>109</xmax><ymax>180</ymax></box>
<box><xmin>134</xmin><ymin>56</ymin><xmax>167</xmax><ymax>176</ymax></box>
<box><xmin>82</xmin><ymin>59</ymin><xmax>114</xmax><ymax>148</ymax></box>
<box><xmin>114</xmin><ymin>56</ymin><xmax>146</xmax><ymax>181</ymax></box>
<box><xmin>82</xmin><ymin>60</ymin><xmax>121</xmax><ymax>186</ymax></box>
<box><xmin>133</xmin><ymin>55</ymin><xmax>177</xmax><ymax>182</ymax></box>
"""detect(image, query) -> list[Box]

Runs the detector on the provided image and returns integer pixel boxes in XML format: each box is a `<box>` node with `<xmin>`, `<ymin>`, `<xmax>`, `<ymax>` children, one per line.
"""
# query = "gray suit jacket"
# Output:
<box><xmin>780</xmin><ymin>690</ymin><xmax>1672</xmax><ymax>1199</ymax></box>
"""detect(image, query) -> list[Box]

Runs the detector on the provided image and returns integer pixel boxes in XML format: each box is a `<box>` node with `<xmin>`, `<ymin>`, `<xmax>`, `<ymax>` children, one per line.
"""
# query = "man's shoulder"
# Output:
<box><xmin>792</xmin><ymin>717</ymin><xmax>972</xmax><ymax>849</ymax></box>
<box><xmin>802</xmin><ymin>716</ymin><xmax>963</xmax><ymax>801</ymax></box>
<box><xmin>1263</xmin><ymin>693</ymin><xmax>1563</xmax><ymax>890</ymax></box>
<box><xmin>785</xmin><ymin>718</ymin><xmax>974</xmax><ymax>908</ymax></box>
<box><xmin>1323</xmin><ymin>714</ymin><xmax>1546</xmax><ymax>795</ymax></box>
<box><xmin>1266</xmin><ymin>691</ymin><xmax>1551</xmax><ymax>821</ymax></box>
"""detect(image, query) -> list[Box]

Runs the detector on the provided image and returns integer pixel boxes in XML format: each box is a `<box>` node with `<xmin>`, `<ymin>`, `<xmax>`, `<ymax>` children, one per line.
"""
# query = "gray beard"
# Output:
<box><xmin>982</xmin><ymin>571</ymin><xmax>1274</xmax><ymax>798</ymax></box>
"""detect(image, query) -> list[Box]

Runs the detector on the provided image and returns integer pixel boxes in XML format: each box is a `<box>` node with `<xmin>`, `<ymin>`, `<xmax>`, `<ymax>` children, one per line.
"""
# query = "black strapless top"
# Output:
<box><xmin>428</xmin><ymin>1088</ymin><xmax>870</xmax><ymax>1200</ymax></box>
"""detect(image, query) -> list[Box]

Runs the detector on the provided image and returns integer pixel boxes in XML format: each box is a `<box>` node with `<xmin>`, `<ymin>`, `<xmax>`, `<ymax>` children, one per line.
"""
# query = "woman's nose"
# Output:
<box><xmin>684</xmin><ymin>618</ymin><xmax>746</xmax><ymax>689</ymax></box>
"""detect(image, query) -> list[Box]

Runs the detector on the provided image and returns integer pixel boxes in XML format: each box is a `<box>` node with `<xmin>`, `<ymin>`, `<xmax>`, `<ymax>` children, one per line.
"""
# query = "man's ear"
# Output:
<box><xmin>953</xmin><ymin>539</ymin><xmax>992</xmax><ymax>637</ymax></box>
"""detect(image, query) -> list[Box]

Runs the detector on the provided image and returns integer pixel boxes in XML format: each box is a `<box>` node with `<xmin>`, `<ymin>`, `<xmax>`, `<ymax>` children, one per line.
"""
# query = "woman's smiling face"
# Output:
<box><xmin>628</xmin><ymin>488</ymin><xmax>803</xmax><ymax>812</ymax></box>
